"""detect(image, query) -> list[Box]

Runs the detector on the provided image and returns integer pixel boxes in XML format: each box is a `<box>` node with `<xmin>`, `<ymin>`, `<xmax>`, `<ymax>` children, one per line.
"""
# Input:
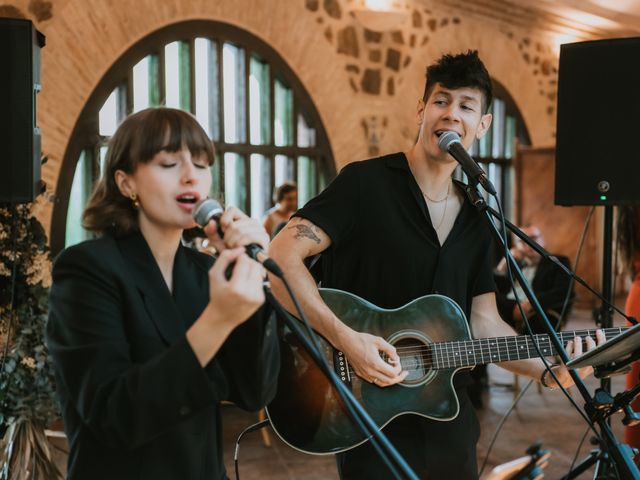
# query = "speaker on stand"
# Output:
<box><xmin>0</xmin><ymin>18</ymin><xmax>45</xmax><ymax>203</ymax></box>
<box><xmin>555</xmin><ymin>37</ymin><xmax>640</xmax><ymax>479</ymax></box>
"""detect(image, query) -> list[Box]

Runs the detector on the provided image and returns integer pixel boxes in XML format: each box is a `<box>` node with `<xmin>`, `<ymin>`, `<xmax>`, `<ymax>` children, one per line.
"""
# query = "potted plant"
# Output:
<box><xmin>0</xmin><ymin>199</ymin><xmax>62</xmax><ymax>479</ymax></box>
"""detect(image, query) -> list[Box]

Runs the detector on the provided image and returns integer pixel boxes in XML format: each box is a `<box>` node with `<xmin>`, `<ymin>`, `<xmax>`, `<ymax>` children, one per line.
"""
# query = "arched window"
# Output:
<box><xmin>52</xmin><ymin>21</ymin><xmax>335</xmax><ymax>253</ymax></box>
<box><xmin>460</xmin><ymin>80</ymin><xmax>530</xmax><ymax>218</ymax></box>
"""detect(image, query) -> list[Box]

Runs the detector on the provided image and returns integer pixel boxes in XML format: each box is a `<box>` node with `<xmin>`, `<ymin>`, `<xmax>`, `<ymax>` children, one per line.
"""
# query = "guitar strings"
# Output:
<box><xmin>338</xmin><ymin>327</ymin><xmax>624</xmax><ymax>377</ymax></box>
<box><xmin>384</xmin><ymin>327</ymin><xmax>621</xmax><ymax>357</ymax></box>
<box><xmin>386</xmin><ymin>327</ymin><xmax>622</xmax><ymax>355</ymax></box>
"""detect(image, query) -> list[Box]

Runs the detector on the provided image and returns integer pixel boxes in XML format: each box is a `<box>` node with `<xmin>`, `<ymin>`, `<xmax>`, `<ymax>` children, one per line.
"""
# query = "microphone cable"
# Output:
<box><xmin>233</xmin><ymin>419</ymin><xmax>270</xmax><ymax>480</ymax></box>
<box><xmin>567</xmin><ymin>425</ymin><xmax>591</xmax><ymax>478</ymax></box>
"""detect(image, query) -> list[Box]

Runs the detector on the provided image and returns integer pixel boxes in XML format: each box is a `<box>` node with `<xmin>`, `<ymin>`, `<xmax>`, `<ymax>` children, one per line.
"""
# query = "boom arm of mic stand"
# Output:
<box><xmin>463</xmin><ymin>183</ymin><xmax>640</xmax><ymax>480</ymax></box>
<box><xmin>263</xmin><ymin>287</ymin><xmax>419</xmax><ymax>480</ymax></box>
<box><xmin>482</xmin><ymin>203</ymin><xmax>636</xmax><ymax>325</ymax></box>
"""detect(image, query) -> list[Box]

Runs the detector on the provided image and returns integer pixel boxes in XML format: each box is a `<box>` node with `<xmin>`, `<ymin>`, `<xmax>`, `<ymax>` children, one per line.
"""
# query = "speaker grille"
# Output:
<box><xmin>555</xmin><ymin>37</ymin><xmax>640</xmax><ymax>206</ymax></box>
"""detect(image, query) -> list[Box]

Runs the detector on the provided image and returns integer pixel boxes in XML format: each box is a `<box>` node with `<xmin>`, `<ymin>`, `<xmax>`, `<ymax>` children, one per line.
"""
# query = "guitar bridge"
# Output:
<box><xmin>334</xmin><ymin>350</ymin><xmax>350</xmax><ymax>383</ymax></box>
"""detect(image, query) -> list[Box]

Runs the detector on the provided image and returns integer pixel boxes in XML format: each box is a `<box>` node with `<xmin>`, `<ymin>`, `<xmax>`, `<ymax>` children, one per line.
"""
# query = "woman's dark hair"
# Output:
<box><xmin>422</xmin><ymin>50</ymin><xmax>493</xmax><ymax>113</ymax></box>
<box><xmin>83</xmin><ymin>107</ymin><xmax>215</xmax><ymax>237</ymax></box>
<box><xmin>618</xmin><ymin>206</ymin><xmax>640</xmax><ymax>277</ymax></box>
<box><xmin>274</xmin><ymin>181</ymin><xmax>297</xmax><ymax>203</ymax></box>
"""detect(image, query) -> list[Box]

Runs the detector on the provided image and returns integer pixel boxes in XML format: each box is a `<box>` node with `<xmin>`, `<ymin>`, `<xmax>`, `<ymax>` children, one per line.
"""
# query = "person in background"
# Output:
<box><xmin>494</xmin><ymin>225</ymin><xmax>574</xmax><ymax>333</ymax></box>
<box><xmin>263</xmin><ymin>181</ymin><xmax>298</xmax><ymax>237</ymax></box>
<box><xmin>46</xmin><ymin>107</ymin><xmax>279</xmax><ymax>479</ymax></box>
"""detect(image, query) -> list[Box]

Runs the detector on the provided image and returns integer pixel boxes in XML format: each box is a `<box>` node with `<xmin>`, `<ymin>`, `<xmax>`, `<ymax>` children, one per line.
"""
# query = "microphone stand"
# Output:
<box><xmin>462</xmin><ymin>181</ymin><xmax>640</xmax><ymax>480</ymax></box>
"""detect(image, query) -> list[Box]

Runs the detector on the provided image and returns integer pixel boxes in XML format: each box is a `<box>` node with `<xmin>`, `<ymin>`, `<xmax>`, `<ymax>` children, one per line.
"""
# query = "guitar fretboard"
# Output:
<box><xmin>422</xmin><ymin>327</ymin><xmax>625</xmax><ymax>370</ymax></box>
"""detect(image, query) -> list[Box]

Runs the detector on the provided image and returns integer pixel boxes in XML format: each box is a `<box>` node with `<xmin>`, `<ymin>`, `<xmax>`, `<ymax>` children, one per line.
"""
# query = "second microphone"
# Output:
<box><xmin>192</xmin><ymin>198</ymin><xmax>283</xmax><ymax>278</ymax></box>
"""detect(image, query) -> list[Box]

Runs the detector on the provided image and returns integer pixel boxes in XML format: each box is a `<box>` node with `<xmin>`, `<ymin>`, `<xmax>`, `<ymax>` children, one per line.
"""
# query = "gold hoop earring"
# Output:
<box><xmin>130</xmin><ymin>193</ymin><xmax>139</xmax><ymax>209</ymax></box>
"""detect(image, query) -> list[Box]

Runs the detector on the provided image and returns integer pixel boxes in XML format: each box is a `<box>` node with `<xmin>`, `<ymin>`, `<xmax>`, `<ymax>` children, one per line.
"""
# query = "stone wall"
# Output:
<box><xmin>2</xmin><ymin>0</ymin><xmax>566</xmax><ymax>241</ymax></box>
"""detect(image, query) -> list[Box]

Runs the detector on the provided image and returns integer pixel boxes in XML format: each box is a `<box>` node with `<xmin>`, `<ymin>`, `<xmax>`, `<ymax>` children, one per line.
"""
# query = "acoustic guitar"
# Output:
<box><xmin>265</xmin><ymin>288</ymin><xmax>622</xmax><ymax>455</ymax></box>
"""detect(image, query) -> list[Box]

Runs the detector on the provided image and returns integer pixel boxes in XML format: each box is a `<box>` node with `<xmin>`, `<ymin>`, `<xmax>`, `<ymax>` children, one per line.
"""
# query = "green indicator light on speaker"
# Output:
<box><xmin>600</xmin><ymin>195</ymin><xmax>607</xmax><ymax>201</ymax></box>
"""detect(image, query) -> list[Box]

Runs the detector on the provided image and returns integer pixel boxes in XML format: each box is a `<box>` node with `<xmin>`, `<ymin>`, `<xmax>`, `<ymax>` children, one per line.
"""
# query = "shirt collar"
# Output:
<box><xmin>384</xmin><ymin>152</ymin><xmax>468</xmax><ymax>201</ymax></box>
<box><xmin>385</xmin><ymin>152</ymin><xmax>411</xmax><ymax>171</ymax></box>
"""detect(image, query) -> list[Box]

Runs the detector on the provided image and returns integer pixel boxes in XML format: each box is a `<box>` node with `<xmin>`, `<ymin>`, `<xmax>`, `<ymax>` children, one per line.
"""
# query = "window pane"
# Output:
<box><xmin>249</xmin><ymin>55</ymin><xmax>271</xmax><ymax>145</ymax></box>
<box><xmin>223</xmin><ymin>43</ymin><xmax>246</xmax><ymax>143</ymax></box>
<box><xmin>275</xmin><ymin>155</ymin><xmax>295</xmax><ymax>187</ymax></box>
<box><xmin>491</xmin><ymin>97</ymin><xmax>505</xmax><ymax>158</ymax></box>
<box><xmin>318</xmin><ymin>158</ymin><xmax>331</xmax><ymax>192</ymax></box>
<box><xmin>224</xmin><ymin>152</ymin><xmax>247</xmax><ymax>210</ymax></box>
<box><xmin>195</xmin><ymin>38</ymin><xmax>219</xmax><ymax>138</ymax></box>
<box><xmin>99</xmin><ymin>90</ymin><xmax>118</xmax><ymax>136</ymax></box>
<box><xmin>133</xmin><ymin>56</ymin><xmax>150</xmax><ymax>112</ymax></box>
<box><xmin>210</xmin><ymin>161</ymin><xmax>222</xmax><ymax>200</ymax></box>
<box><xmin>132</xmin><ymin>55</ymin><xmax>160</xmax><ymax>111</ymax></box>
<box><xmin>209</xmin><ymin>42</ymin><xmax>221</xmax><ymax>141</ymax></box>
<box><xmin>487</xmin><ymin>163</ymin><xmax>501</xmax><ymax>210</ymax></box>
<box><xmin>148</xmin><ymin>54</ymin><xmax>160</xmax><ymax>107</ymax></box>
<box><xmin>478</xmin><ymin>115</ymin><xmax>492</xmax><ymax>157</ymax></box>
<box><xmin>165</xmin><ymin>41</ymin><xmax>191</xmax><ymax>110</ymax></box>
<box><xmin>65</xmin><ymin>150</ymin><xmax>92</xmax><ymax>248</ymax></box>
<box><xmin>505</xmin><ymin>116</ymin><xmax>517</xmax><ymax>159</ymax></box>
<box><xmin>297</xmin><ymin>113</ymin><xmax>316</xmax><ymax>147</ymax></box>
<box><xmin>99</xmin><ymin>145</ymin><xmax>108</xmax><ymax>178</ymax></box>
<box><xmin>297</xmin><ymin>156</ymin><xmax>316</xmax><ymax>205</ymax></box>
<box><xmin>250</xmin><ymin>154</ymin><xmax>272</xmax><ymax>219</ymax></box>
<box><xmin>274</xmin><ymin>79</ymin><xmax>293</xmax><ymax>146</ymax></box>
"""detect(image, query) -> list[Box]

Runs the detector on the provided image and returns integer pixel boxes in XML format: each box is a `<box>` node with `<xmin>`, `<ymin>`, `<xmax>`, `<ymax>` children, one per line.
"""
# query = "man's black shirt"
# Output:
<box><xmin>293</xmin><ymin>152</ymin><xmax>497</xmax><ymax>479</ymax></box>
<box><xmin>294</xmin><ymin>152</ymin><xmax>496</xmax><ymax>319</ymax></box>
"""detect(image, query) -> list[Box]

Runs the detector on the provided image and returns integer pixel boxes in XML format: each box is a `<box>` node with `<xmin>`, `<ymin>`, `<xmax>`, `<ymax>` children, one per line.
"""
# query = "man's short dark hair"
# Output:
<box><xmin>422</xmin><ymin>50</ymin><xmax>493</xmax><ymax>113</ymax></box>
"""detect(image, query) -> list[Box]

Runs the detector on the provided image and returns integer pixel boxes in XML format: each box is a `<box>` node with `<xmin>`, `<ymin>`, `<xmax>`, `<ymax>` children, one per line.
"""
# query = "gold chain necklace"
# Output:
<box><xmin>423</xmin><ymin>182</ymin><xmax>451</xmax><ymax>231</ymax></box>
<box><xmin>422</xmin><ymin>182</ymin><xmax>450</xmax><ymax>203</ymax></box>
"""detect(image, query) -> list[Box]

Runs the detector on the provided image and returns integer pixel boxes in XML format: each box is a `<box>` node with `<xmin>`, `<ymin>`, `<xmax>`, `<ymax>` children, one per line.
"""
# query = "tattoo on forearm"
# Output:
<box><xmin>289</xmin><ymin>224</ymin><xmax>321</xmax><ymax>244</ymax></box>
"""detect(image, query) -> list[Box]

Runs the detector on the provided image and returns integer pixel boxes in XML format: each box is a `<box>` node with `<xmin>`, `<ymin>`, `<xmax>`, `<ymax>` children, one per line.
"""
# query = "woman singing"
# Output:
<box><xmin>46</xmin><ymin>107</ymin><xmax>279</xmax><ymax>479</ymax></box>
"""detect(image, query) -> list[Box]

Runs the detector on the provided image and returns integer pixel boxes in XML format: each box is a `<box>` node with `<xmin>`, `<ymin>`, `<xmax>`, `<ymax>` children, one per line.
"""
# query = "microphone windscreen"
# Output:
<box><xmin>437</xmin><ymin>131</ymin><xmax>462</xmax><ymax>152</ymax></box>
<box><xmin>192</xmin><ymin>198</ymin><xmax>224</xmax><ymax>227</ymax></box>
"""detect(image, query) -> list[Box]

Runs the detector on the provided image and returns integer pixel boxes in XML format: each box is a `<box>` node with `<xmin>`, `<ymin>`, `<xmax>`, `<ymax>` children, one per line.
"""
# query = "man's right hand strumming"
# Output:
<box><xmin>336</xmin><ymin>328</ymin><xmax>408</xmax><ymax>387</ymax></box>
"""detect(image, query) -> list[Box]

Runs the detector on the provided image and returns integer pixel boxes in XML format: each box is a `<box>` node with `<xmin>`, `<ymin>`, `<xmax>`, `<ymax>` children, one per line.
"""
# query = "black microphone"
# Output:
<box><xmin>192</xmin><ymin>198</ymin><xmax>283</xmax><ymax>277</ymax></box>
<box><xmin>437</xmin><ymin>131</ymin><xmax>497</xmax><ymax>196</ymax></box>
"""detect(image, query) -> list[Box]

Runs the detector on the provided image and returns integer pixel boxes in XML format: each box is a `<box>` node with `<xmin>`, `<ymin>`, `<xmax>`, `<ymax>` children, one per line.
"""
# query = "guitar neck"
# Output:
<box><xmin>430</xmin><ymin>327</ymin><xmax>625</xmax><ymax>370</ymax></box>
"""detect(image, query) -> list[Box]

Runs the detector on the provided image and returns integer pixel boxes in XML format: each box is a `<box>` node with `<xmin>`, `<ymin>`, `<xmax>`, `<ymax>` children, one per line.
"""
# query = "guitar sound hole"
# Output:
<box><xmin>394</xmin><ymin>337</ymin><xmax>432</xmax><ymax>386</ymax></box>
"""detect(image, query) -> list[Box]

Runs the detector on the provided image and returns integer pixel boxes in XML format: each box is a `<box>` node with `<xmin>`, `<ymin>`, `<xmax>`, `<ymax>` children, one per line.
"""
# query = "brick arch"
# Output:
<box><xmin>38</xmin><ymin>0</ymin><xmax>360</xmax><ymax>239</ymax></box>
<box><xmin>480</xmin><ymin>39</ymin><xmax>557</xmax><ymax>147</ymax></box>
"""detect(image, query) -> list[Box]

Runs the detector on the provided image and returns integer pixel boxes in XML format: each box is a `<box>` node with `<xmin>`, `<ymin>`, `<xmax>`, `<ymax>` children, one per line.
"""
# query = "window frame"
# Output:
<box><xmin>51</xmin><ymin>20</ymin><xmax>335</xmax><ymax>255</ymax></box>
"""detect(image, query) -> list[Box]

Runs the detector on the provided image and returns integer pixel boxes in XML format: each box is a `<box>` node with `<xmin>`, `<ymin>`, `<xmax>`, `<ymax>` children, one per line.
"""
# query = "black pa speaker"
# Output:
<box><xmin>555</xmin><ymin>37</ymin><xmax>640</xmax><ymax>206</ymax></box>
<box><xmin>0</xmin><ymin>19</ymin><xmax>45</xmax><ymax>203</ymax></box>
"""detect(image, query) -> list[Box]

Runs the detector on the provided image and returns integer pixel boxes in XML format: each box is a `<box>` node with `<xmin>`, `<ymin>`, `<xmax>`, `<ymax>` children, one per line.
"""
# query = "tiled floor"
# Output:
<box><xmin>49</xmin><ymin>308</ymin><xmax>633</xmax><ymax>478</ymax></box>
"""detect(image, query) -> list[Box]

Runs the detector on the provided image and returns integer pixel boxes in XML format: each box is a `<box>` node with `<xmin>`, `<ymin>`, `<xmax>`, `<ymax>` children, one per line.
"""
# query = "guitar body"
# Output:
<box><xmin>265</xmin><ymin>288</ymin><xmax>472</xmax><ymax>455</ymax></box>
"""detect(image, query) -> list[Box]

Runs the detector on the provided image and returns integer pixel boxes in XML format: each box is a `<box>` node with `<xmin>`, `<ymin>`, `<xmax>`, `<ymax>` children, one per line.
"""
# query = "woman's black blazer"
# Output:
<box><xmin>46</xmin><ymin>232</ymin><xmax>279</xmax><ymax>479</ymax></box>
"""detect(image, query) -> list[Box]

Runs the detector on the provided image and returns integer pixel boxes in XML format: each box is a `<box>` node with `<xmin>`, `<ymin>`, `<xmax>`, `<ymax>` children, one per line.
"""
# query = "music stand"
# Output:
<box><xmin>567</xmin><ymin>322</ymin><xmax>640</xmax><ymax>376</ymax></box>
<box><xmin>559</xmin><ymin>323</ymin><xmax>640</xmax><ymax>480</ymax></box>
